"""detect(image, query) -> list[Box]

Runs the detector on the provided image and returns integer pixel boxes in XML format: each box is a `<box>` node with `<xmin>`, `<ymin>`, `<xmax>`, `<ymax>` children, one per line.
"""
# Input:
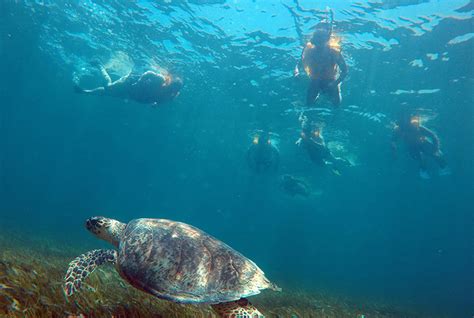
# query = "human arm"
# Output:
<box><xmin>420</xmin><ymin>127</ymin><xmax>440</xmax><ymax>153</ymax></box>
<box><xmin>294</xmin><ymin>58</ymin><xmax>303</xmax><ymax>77</ymax></box>
<box><xmin>391</xmin><ymin>126</ymin><xmax>400</xmax><ymax>158</ymax></box>
<box><xmin>295</xmin><ymin>137</ymin><xmax>303</xmax><ymax>146</ymax></box>
<box><xmin>294</xmin><ymin>46</ymin><xmax>307</xmax><ymax>77</ymax></box>
<box><xmin>335</xmin><ymin>51</ymin><xmax>348</xmax><ymax>85</ymax></box>
<box><xmin>272</xmin><ymin>147</ymin><xmax>280</xmax><ymax>171</ymax></box>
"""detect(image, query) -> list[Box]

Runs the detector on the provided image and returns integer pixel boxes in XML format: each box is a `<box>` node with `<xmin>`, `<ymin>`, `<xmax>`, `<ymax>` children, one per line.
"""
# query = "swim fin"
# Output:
<box><xmin>438</xmin><ymin>167</ymin><xmax>451</xmax><ymax>176</ymax></box>
<box><xmin>419</xmin><ymin>169</ymin><xmax>430</xmax><ymax>179</ymax></box>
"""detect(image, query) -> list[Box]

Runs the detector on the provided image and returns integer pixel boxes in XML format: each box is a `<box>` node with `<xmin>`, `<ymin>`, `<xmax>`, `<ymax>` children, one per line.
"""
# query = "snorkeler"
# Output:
<box><xmin>294</xmin><ymin>18</ymin><xmax>348</xmax><ymax>107</ymax></box>
<box><xmin>246</xmin><ymin>131</ymin><xmax>280</xmax><ymax>173</ymax></box>
<box><xmin>391</xmin><ymin>113</ymin><xmax>448</xmax><ymax>179</ymax></box>
<box><xmin>296</xmin><ymin>114</ymin><xmax>351</xmax><ymax>175</ymax></box>
<box><xmin>74</xmin><ymin>61</ymin><xmax>183</xmax><ymax>105</ymax></box>
<box><xmin>280</xmin><ymin>174</ymin><xmax>310</xmax><ymax>197</ymax></box>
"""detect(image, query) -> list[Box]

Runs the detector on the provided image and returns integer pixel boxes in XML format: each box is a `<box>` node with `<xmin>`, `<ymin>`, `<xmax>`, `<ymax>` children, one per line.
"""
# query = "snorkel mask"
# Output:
<box><xmin>313</xmin><ymin>128</ymin><xmax>321</xmax><ymax>138</ymax></box>
<box><xmin>253</xmin><ymin>132</ymin><xmax>271</xmax><ymax>145</ymax></box>
<box><xmin>311</xmin><ymin>22</ymin><xmax>332</xmax><ymax>44</ymax></box>
<box><xmin>410</xmin><ymin>116</ymin><xmax>421</xmax><ymax>128</ymax></box>
<box><xmin>253</xmin><ymin>135</ymin><xmax>259</xmax><ymax>145</ymax></box>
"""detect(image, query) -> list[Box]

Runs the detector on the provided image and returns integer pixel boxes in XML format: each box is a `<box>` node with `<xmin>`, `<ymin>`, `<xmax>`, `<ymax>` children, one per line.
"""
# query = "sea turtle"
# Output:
<box><xmin>64</xmin><ymin>217</ymin><xmax>280</xmax><ymax>317</ymax></box>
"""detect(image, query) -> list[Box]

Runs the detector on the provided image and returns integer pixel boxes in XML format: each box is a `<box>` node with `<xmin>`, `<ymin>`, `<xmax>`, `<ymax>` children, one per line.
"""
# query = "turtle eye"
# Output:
<box><xmin>86</xmin><ymin>217</ymin><xmax>104</xmax><ymax>231</ymax></box>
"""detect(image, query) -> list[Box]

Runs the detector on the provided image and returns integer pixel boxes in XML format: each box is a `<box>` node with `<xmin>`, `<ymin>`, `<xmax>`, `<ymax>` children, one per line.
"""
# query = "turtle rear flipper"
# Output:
<box><xmin>64</xmin><ymin>249</ymin><xmax>117</xmax><ymax>297</ymax></box>
<box><xmin>212</xmin><ymin>298</ymin><xmax>264</xmax><ymax>318</ymax></box>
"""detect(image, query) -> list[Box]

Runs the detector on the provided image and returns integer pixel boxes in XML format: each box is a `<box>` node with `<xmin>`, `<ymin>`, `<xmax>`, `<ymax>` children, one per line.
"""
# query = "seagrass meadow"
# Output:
<box><xmin>0</xmin><ymin>234</ymin><xmax>428</xmax><ymax>318</ymax></box>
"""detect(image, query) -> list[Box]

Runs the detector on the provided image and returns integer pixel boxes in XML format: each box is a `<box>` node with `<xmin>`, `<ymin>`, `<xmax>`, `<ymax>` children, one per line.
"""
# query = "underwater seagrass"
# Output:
<box><xmin>0</xmin><ymin>231</ymin><xmax>426</xmax><ymax>317</ymax></box>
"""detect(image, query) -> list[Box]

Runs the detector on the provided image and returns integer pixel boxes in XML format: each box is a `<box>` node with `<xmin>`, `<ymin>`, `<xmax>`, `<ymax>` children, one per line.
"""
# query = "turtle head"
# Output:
<box><xmin>85</xmin><ymin>216</ymin><xmax>126</xmax><ymax>247</ymax></box>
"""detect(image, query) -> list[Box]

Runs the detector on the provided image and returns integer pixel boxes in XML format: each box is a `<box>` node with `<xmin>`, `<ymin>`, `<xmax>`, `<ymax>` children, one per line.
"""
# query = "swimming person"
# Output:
<box><xmin>296</xmin><ymin>114</ymin><xmax>351</xmax><ymax>175</ymax></box>
<box><xmin>391</xmin><ymin>113</ymin><xmax>449</xmax><ymax>179</ymax></box>
<box><xmin>74</xmin><ymin>61</ymin><xmax>183</xmax><ymax>105</ymax></box>
<box><xmin>280</xmin><ymin>174</ymin><xmax>310</xmax><ymax>197</ymax></box>
<box><xmin>294</xmin><ymin>20</ymin><xmax>348</xmax><ymax>107</ymax></box>
<box><xmin>247</xmin><ymin>131</ymin><xmax>280</xmax><ymax>173</ymax></box>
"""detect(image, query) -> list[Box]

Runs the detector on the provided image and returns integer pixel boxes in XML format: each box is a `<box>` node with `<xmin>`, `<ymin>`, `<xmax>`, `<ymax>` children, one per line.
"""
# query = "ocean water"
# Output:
<box><xmin>0</xmin><ymin>1</ymin><xmax>473</xmax><ymax>317</ymax></box>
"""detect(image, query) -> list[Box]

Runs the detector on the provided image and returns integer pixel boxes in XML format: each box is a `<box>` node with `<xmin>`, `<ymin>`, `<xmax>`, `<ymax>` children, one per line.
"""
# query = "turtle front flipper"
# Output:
<box><xmin>212</xmin><ymin>298</ymin><xmax>264</xmax><ymax>318</ymax></box>
<box><xmin>64</xmin><ymin>249</ymin><xmax>117</xmax><ymax>297</ymax></box>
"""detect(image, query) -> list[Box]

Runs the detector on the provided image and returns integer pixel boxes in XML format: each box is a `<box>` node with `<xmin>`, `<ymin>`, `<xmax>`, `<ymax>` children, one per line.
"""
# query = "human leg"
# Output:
<box><xmin>306</xmin><ymin>79</ymin><xmax>321</xmax><ymax>105</ymax></box>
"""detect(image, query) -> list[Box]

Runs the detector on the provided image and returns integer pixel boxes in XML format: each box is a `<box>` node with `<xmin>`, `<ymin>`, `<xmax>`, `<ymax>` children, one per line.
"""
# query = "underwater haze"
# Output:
<box><xmin>1</xmin><ymin>0</ymin><xmax>473</xmax><ymax>317</ymax></box>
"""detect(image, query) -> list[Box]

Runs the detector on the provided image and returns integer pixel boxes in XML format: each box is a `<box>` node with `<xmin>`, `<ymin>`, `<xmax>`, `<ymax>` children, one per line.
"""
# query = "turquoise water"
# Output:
<box><xmin>1</xmin><ymin>1</ymin><xmax>472</xmax><ymax>317</ymax></box>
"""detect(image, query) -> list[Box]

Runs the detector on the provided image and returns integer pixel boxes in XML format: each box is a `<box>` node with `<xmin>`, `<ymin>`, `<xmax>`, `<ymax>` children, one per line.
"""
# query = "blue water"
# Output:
<box><xmin>1</xmin><ymin>1</ymin><xmax>473</xmax><ymax>317</ymax></box>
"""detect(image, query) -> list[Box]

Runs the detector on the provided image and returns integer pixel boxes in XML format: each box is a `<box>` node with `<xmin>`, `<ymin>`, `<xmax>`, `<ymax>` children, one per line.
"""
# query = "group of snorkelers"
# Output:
<box><xmin>74</xmin><ymin>9</ymin><xmax>448</xmax><ymax>183</ymax></box>
<box><xmin>247</xmin><ymin>12</ymin><xmax>449</xmax><ymax>183</ymax></box>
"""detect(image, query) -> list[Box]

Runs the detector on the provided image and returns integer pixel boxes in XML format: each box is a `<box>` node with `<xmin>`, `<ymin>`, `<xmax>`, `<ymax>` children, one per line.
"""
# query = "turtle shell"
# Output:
<box><xmin>116</xmin><ymin>218</ymin><xmax>274</xmax><ymax>304</ymax></box>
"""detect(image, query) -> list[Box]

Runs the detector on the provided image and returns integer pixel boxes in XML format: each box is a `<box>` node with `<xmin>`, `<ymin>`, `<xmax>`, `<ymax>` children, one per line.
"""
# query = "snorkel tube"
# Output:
<box><xmin>326</xmin><ymin>6</ymin><xmax>334</xmax><ymax>35</ymax></box>
<box><xmin>311</xmin><ymin>7</ymin><xmax>334</xmax><ymax>44</ymax></box>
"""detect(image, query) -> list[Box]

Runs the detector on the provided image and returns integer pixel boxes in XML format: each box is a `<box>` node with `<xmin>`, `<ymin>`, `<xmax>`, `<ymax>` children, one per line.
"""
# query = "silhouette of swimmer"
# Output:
<box><xmin>280</xmin><ymin>174</ymin><xmax>310</xmax><ymax>197</ymax></box>
<box><xmin>391</xmin><ymin>113</ymin><xmax>448</xmax><ymax>179</ymax></box>
<box><xmin>296</xmin><ymin>115</ymin><xmax>351</xmax><ymax>175</ymax></box>
<box><xmin>246</xmin><ymin>131</ymin><xmax>279</xmax><ymax>173</ymax></box>
<box><xmin>294</xmin><ymin>21</ymin><xmax>348</xmax><ymax>107</ymax></box>
<box><xmin>74</xmin><ymin>61</ymin><xmax>183</xmax><ymax>105</ymax></box>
